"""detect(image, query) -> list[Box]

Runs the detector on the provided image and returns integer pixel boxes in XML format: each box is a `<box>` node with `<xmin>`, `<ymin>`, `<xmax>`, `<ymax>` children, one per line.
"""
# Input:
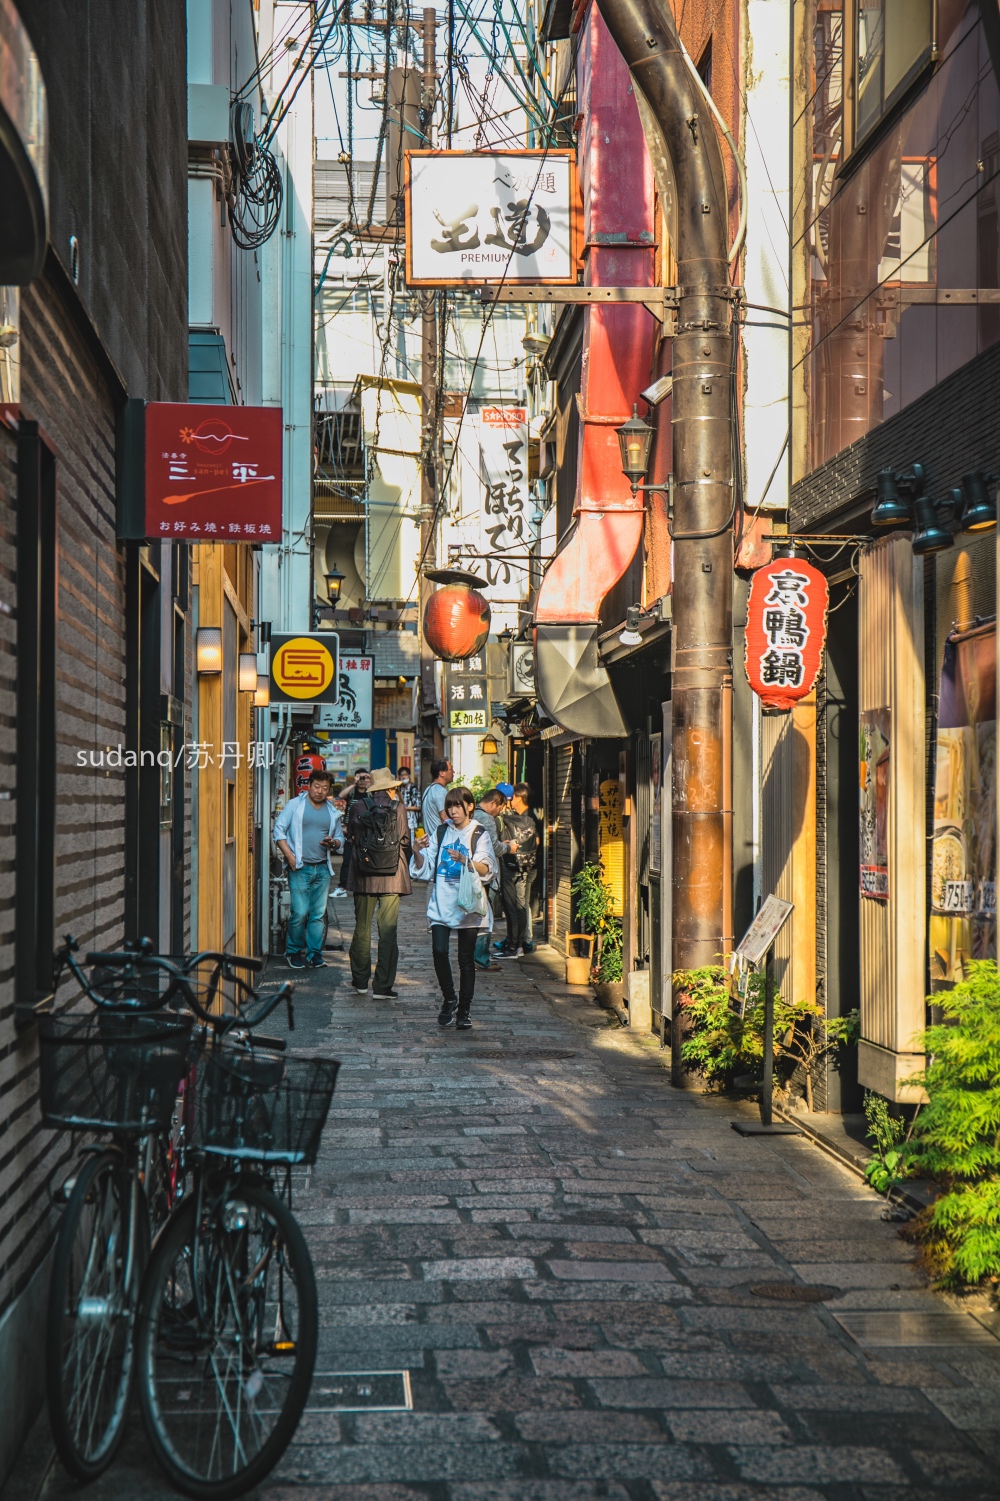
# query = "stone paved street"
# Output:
<box><xmin>13</xmin><ymin>894</ymin><xmax>1000</xmax><ymax>1501</ymax></box>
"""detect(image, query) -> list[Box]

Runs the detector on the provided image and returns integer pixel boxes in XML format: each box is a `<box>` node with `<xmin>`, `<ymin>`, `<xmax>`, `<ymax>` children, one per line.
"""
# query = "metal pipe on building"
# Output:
<box><xmin>593</xmin><ymin>0</ymin><xmax>735</xmax><ymax>1080</ymax></box>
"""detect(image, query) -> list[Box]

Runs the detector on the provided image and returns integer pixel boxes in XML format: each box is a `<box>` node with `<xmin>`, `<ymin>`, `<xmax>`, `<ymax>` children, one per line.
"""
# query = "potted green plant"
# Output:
<box><xmin>570</xmin><ymin>862</ymin><xmax>625</xmax><ymax>1010</ymax></box>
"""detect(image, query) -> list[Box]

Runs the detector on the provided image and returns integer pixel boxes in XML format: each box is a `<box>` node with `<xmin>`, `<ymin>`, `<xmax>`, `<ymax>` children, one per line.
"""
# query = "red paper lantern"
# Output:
<box><xmin>745</xmin><ymin>556</ymin><xmax>829</xmax><ymax>712</ymax></box>
<box><xmin>423</xmin><ymin>584</ymin><xmax>491</xmax><ymax>661</ymax></box>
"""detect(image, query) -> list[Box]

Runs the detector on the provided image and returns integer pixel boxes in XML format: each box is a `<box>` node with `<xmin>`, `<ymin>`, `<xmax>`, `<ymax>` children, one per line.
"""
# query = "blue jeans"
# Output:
<box><xmin>287</xmin><ymin>863</ymin><xmax>331</xmax><ymax>959</ymax></box>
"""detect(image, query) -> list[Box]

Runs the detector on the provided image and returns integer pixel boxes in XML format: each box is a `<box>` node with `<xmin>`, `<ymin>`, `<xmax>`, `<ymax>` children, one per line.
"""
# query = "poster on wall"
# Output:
<box><xmin>598</xmin><ymin>777</ymin><xmax>624</xmax><ymax>917</ymax></box>
<box><xmin>929</xmin><ymin>624</ymin><xmax>997</xmax><ymax>987</ymax></box>
<box><xmin>315</xmin><ymin>654</ymin><xmax>373</xmax><ymax>731</ymax></box>
<box><xmin>859</xmin><ymin>708</ymin><xmax>891</xmax><ymax>900</ymax></box>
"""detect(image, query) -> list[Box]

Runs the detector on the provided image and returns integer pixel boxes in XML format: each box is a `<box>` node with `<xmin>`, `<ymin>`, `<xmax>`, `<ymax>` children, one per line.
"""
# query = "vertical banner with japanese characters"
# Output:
<box><xmin>316</xmin><ymin>655</ymin><xmax>373</xmax><ymax>732</ymax></box>
<box><xmin>477</xmin><ymin>407</ymin><xmax>529</xmax><ymax>589</ymax></box>
<box><xmin>745</xmin><ymin>557</ymin><xmax>829</xmax><ymax>712</ymax></box>
<box><xmin>859</xmin><ymin>709</ymin><xmax>891</xmax><ymax>901</ymax></box>
<box><xmin>929</xmin><ymin>625</ymin><xmax>997</xmax><ymax>985</ymax></box>
<box><xmin>444</xmin><ymin>653</ymin><xmax>489</xmax><ymax>733</ymax></box>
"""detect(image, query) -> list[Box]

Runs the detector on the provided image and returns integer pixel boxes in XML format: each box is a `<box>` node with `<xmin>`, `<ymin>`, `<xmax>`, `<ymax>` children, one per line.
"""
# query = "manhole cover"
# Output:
<box><xmin>749</xmin><ymin>1283</ymin><xmax>841</xmax><ymax>1302</ymax></box>
<box><xmin>464</xmin><ymin>1048</ymin><xmax>577</xmax><ymax>1060</ymax></box>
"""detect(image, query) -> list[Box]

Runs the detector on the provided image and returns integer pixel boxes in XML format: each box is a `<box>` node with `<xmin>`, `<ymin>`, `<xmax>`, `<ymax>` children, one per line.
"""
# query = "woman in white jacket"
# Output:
<box><xmin>411</xmin><ymin>786</ymin><xmax>498</xmax><ymax>1029</ymax></box>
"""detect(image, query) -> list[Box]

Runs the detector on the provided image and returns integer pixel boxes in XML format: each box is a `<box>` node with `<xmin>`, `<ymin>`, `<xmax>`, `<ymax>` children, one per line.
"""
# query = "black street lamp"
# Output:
<box><xmin>325</xmin><ymin>566</ymin><xmax>346</xmax><ymax>605</ymax></box>
<box><xmin>957</xmin><ymin>471</ymin><xmax>997</xmax><ymax>533</ymax></box>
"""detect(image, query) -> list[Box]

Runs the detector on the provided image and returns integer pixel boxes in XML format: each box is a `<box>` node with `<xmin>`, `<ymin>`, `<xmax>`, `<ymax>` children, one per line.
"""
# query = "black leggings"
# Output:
<box><xmin>431</xmin><ymin>925</ymin><xmax>478</xmax><ymax>1009</ymax></box>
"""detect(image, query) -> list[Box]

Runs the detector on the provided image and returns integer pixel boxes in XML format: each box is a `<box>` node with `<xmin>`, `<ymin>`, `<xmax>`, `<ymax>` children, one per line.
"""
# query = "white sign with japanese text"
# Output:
<box><xmin>406</xmin><ymin>151</ymin><xmax>575</xmax><ymax>285</ymax></box>
<box><xmin>316</xmin><ymin>655</ymin><xmax>373</xmax><ymax>732</ymax></box>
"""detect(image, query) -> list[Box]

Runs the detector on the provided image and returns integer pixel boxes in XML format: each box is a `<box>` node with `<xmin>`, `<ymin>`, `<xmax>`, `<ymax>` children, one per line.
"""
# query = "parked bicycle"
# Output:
<box><xmin>40</xmin><ymin>935</ymin><xmax>336</xmax><ymax>1498</ymax></box>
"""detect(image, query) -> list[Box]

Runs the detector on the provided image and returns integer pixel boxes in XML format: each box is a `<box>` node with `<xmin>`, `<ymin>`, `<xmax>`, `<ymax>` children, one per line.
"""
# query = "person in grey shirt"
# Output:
<box><xmin>420</xmin><ymin>756</ymin><xmax>453</xmax><ymax>831</ymax></box>
<box><xmin>471</xmin><ymin>787</ymin><xmax>506</xmax><ymax>970</ymax></box>
<box><xmin>274</xmin><ymin>769</ymin><xmax>343</xmax><ymax>969</ymax></box>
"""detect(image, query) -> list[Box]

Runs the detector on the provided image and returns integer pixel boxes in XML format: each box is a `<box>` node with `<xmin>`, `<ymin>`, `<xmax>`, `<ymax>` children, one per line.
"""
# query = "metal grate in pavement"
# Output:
<box><xmin>308</xmin><ymin>1371</ymin><xmax>412</xmax><ymax>1411</ymax></box>
<box><xmin>750</xmin><ymin>1283</ymin><xmax>841</xmax><ymax>1302</ymax></box>
<box><xmin>832</xmin><ymin>1310</ymin><xmax>1000</xmax><ymax>1348</ymax></box>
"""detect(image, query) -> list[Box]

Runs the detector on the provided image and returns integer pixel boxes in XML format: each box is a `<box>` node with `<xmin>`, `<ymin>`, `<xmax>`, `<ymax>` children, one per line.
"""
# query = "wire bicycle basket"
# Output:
<box><xmin>189</xmin><ymin>1046</ymin><xmax>340</xmax><ymax>1165</ymax></box>
<box><xmin>38</xmin><ymin>1011</ymin><xmax>194</xmax><ymax>1133</ymax></box>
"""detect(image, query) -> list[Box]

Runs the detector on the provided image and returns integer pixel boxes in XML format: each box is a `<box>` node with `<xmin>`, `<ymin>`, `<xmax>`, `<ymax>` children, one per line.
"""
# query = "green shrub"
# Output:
<box><xmin>902</xmin><ymin>961</ymin><xmax>1000</xmax><ymax>1287</ymax></box>
<box><xmin>570</xmin><ymin>862</ymin><xmax>623</xmax><ymax>983</ymax></box>
<box><xmin>674</xmin><ymin>963</ymin><xmax>858</xmax><ymax>1106</ymax></box>
<box><xmin>467</xmin><ymin>761</ymin><xmax>508</xmax><ymax>804</ymax></box>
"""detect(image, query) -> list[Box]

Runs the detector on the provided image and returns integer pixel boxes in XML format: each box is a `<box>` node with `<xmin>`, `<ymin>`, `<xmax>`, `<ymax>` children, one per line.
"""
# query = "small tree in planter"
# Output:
<box><xmin>570</xmin><ymin>862</ymin><xmax>624</xmax><ymax>1006</ymax></box>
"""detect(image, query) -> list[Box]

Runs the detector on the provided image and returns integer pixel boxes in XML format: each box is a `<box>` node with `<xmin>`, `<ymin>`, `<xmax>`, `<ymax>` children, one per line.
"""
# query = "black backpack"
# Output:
<box><xmin>353</xmin><ymin>797</ymin><xmax>402</xmax><ymax>876</ymax></box>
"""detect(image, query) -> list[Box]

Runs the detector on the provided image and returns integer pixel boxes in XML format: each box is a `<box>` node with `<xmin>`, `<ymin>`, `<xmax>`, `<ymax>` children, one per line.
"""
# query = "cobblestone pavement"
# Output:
<box><xmin>15</xmin><ymin>894</ymin><xmax>1000</xmax><ymax>1501</ymax></box>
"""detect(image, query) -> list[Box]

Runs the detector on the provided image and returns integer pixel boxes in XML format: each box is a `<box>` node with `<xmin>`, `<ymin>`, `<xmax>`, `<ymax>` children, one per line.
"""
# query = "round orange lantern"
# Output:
<box><xmin>423</xmin><ymin>584</ymin><xmax>491</xmax><ymax>661</ymax></box>
<box><xmin>745</xmin><ymin>553</ymin><xmax>828</xmax><ymax>712</ymax></box>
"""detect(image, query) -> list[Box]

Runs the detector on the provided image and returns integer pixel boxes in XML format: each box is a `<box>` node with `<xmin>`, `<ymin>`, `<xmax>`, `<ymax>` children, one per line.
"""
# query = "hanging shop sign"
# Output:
<box><xmin>119</xmin><ymin>401</ymin><xmax>283</xmax><ymax>542</ymax></box>
<box><xmin>929</xmin><ymin>623</ymin><xmax>997</xmax><ymax>985</ymax></box>
<box><xmin>744</xmin><ymin>557</ymin><xmax>829</xmax><ymax>712</ymax></box>
<box><xmin>269</xmin><ymin>634</ymin><xmax>340</xmax><ymax>705</ymax></box>
<box><xmin>859</xmin><ymin>708</ymin><xmax>891</xmax><ymax>901</ymax></box>
<box><xmin>444</xmin><ymin>655</ymin><xmax>489</xmax><ymax>733</ymax></box>
<box><xmin>598</xmin><ymin>777</ymin><xmax>624</xmax><ymax>917</ymax></box>
<box><xmin>480</xmin><ymin>406</ymin><xmax>529</xmax><ymax>587</ymax></box>
<box><xmin>405</xmin><ymin>150</ymin><xmax>578</xmax><ymax>286</ymax></box>
<box><xmin>316</xmin><ymin>654</ymin><xmax>373</xmax><ymax>731</ymax></box>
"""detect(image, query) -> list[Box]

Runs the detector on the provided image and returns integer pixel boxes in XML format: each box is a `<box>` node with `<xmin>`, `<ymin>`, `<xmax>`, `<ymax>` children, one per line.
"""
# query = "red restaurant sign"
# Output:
<box><xmin>745</xmin><ymin>556</ymin><xmax>829</xmax><ymax>712</ymax></box>
<box><xmin>144</xmin><ymin>403</ymin><xmax>283</xmax><ymax>541</ymax></box>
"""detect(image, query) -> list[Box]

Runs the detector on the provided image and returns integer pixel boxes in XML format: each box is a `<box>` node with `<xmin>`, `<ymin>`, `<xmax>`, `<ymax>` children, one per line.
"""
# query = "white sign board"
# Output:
<box><xmin>735</xmin><ymin>895</ymin><xmax>794</xmax><ymax>968</ymax></box>
<box><xmin>316</xmin><ymin>654</ymin><xmax>373</xmax><ymax>732</ymax></box>
<box><xmin>406</xmin><ymin>151</ymin><xmax>576</xmax><ymax>285</ymax></box>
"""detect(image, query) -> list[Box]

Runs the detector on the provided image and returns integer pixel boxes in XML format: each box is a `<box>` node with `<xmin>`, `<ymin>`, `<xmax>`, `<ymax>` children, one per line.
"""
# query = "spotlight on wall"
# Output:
<box><xmin>911</xmin><ymin>495</ymin><xmax>955</xmax><ymax>556</ymax></box>
<box><xmin>254</xmin><ymin>673</ymin><xmax>270</xmax><ymax>708</ymax></box>
<box><xmin>239</xmin><ymin>652</ymin><xmax>258</xmax><ymax>692</ymax></box>
<box><xmin>871</xmin><ymin>468</ymin><xmax>912</xmax><ymax>526</ymax></box>
<box><xmin>619</xmin><ymin>604</ymin><xmax>643</xmax><ymax>647</ymax></box>
<box><xmin>957</xmin><ymin>471</ymin><xmax>997</xmax><ymax>533</ymax></box>
<box><xmin>196</xmin><ymin>627</ymin><xmax>223</xmax><ymax>674</ymax></box>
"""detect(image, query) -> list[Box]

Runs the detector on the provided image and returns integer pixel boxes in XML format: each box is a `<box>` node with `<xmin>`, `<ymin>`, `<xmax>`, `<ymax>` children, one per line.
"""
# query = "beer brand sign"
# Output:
<box><xmin>144</xmin><ymin>403</ymin><xmax>283</xmax><ymax>541</ymax></box>
<box><xmin>745</xmin><ymin>557</ymin><xmax>829</xmax><ymax>712</ymax></box>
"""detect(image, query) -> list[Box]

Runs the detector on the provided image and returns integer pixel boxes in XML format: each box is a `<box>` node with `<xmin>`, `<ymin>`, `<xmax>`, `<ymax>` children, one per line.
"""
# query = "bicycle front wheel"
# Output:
<box><xmin>137</xmin><ymin>1177</ymin><xmax>317</xmax><ymax>1500</ymax></box>
<box><xmin>46</xmin><ymin>1148</ymin><xmax>144</xmax><ymax>1480</ymax></box>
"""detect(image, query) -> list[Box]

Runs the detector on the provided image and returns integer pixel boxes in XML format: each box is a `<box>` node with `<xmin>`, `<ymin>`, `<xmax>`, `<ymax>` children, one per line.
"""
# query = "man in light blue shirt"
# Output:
<box><xmin>274</xmin><ymin>769</ymin><xmax>343</xmax><ymax>969</ymax></box>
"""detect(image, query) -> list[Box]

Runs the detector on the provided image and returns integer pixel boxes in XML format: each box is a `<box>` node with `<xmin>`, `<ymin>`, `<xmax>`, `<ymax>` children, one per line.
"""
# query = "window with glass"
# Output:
<box><xmin>855</xmin><ymin>0</ymin><xmax>936</xmax><ymax>143</ymax></box>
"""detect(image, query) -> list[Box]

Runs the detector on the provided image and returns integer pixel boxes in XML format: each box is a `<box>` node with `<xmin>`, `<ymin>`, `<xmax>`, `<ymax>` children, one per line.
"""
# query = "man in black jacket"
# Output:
<box><xmin>496</xmin><ymin>783</ymin><xmax>538</xmax><ymax>958</ymax></box>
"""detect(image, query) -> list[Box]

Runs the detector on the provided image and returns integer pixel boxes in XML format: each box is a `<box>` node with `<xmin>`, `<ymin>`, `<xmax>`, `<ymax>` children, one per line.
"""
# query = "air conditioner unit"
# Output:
<box><xmin>509</xmin><ymin>641</ymin><xmax>535</xmax><ymax>699</ymax></box>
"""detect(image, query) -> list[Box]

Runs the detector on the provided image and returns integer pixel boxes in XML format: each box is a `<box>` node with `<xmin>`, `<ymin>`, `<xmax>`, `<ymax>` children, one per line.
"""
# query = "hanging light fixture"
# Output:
<box><xmin>238</xmin><ymin>652</ymin><xmax>258</xmax><ymax>691</ymax></box>
<box><xmin>957</xmin><ymin>471</ymin><xmax>997</xmax><ymax>533</ymax></box>
<box><xmin>480</xmin><ymin>733</ymin><xmax>500</xmax><ymax>756</ymax></box>
<box><xmin>615</xmin><ymin>406</ymin><xmax>655</xmax><ymax>496</ymax></box>
<box><xmin>253</xmin><ymin>673</ymin><xmax>270</xmax><ymax>708</ymax></box>
<box><xmin>325</xmin><ymin>566</ymin><xmax>346</xmax><ymax>604</ymax></box>
<box><xmin>196</xmin><ymin>627</ymin><xmax>223</xmax><ymax>674</ymax></box>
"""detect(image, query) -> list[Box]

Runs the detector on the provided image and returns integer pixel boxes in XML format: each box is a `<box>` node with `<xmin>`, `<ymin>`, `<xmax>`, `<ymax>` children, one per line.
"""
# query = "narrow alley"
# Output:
<box><xmin>12</xmin><ymin>897</ymin><xmax>1000</xmax><ymax>1501</ymax></box>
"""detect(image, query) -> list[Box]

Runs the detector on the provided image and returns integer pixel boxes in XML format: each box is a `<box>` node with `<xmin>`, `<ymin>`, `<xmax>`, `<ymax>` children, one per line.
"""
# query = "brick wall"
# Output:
<box><xmin>0</xmin><ymin>275</ymin><xmax>127</xmax><ymax>1326</ymax></box>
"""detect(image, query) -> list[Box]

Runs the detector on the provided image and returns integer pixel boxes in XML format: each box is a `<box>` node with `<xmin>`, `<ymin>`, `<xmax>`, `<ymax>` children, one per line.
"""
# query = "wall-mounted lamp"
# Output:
<box><xmin>640</xmin><ymin>372</ymin><xmax>673</xmax><ymax>407</ymax></box>
<box><xmin>872</xmin><ymin>462</ymin><xmax>996</xmax><ymax>552</ymax></box>
<box><xmin>253</xmin><ymin>673</ymin><xmax>270</xmax><ymax>708</ymax></box>
<box><xmin>615</xmin><ymin>407</ymin><xmax>671</xmax><ymax>498</ymax></box>
<box><xmin>480</xmin><ymin>733</ymin><xmax>500</xmax><ymax>756</ymax></box>
<box><xmin>325</xmin><ymin>566</ymin><xmax>346</xmax><ymax>605</ymax></box>
<box><xmin>239</xmin><ymin>652</ymin><xmax>259</xmax><ymax>691</ymax></box>
<box><xmin>871</xmin><ymin>466</ymin><xmax>918</xmax><ymax>526</ymax></box>
<box><xmin>196</xmin><ymin>627</ymin><xmax>223</xmax><ymax>674</ymax></box>
<box><xmin>619</xmin><ymin>604</ymin><xmax>643</xmax><ymax>647</ymax></box>
<box><xmin>910</xmin><ymin>494</ymin><xmax>955</xmax><ymax>556</ymax></box>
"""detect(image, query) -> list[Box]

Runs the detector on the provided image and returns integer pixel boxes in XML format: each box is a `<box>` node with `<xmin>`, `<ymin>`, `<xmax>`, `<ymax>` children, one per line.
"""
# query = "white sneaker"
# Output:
<box><xmin>333</xmin><ymin>887</ymin><xmax>348</xmax><ymax>898</ymax></box>
<box><xmin>354</xmin><ymin>986</ymin><xmax>369</xmax><ymax>995</ymax></box>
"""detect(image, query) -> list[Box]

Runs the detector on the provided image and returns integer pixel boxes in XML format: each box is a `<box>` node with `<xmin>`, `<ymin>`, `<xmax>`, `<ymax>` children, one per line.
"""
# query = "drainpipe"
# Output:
<box><xmin>593</xmin><ymin>0</ymin><xmax>735</xmax><ymax>1072</ymax></box>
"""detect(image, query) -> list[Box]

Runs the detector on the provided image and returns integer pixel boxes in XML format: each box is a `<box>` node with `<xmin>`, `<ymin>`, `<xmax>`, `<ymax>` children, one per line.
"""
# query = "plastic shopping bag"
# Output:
<box><xmin>457</xmin><ymin>858</ymin><xmax>488</xmax><ymax>917</ymax></box>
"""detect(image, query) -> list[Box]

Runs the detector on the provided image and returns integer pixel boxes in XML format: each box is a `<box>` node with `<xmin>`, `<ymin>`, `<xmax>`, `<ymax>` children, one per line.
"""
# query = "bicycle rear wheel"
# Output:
<box><xmin>46</xmin><ymin>1148</ymin><xmax>146</xmax><ymax>1480</ymax></box>
<box><xmin>137</xmin><ymin>1177</ymin><xmax>317</xmax><ymax>1500</ymax></box>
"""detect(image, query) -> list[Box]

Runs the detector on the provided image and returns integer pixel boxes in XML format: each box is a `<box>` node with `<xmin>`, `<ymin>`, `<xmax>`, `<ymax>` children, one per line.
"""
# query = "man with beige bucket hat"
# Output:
<box><xmin>345</xmin><ymin>766</ymin><xmax>412</xmax><ymax>999</ymax></box>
